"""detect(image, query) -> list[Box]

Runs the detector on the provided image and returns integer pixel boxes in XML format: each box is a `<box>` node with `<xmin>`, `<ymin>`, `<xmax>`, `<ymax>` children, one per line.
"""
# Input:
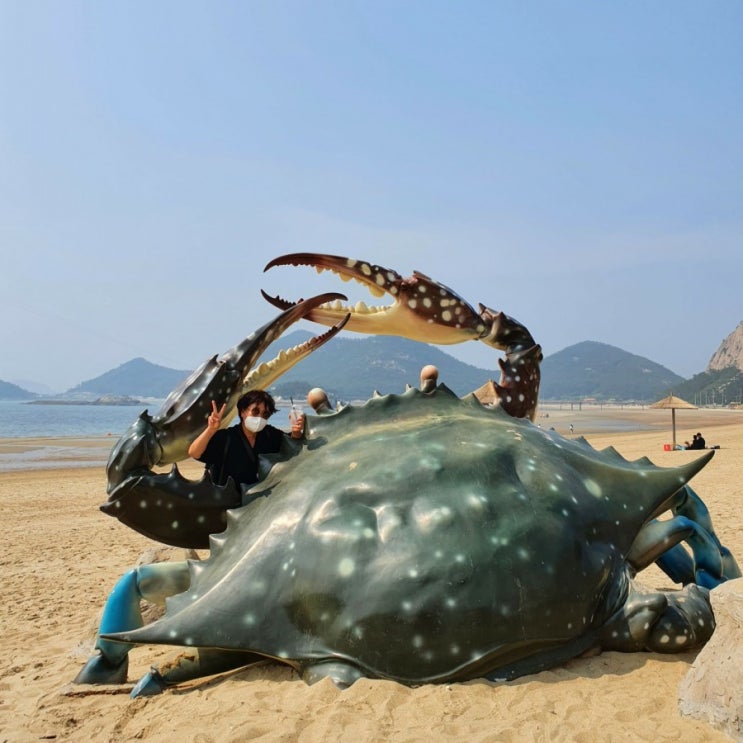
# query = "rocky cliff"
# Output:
<box><xmin>708</xmin><ymin>321</ymin><xmax>743</xmax><ymax>372</ymax></box>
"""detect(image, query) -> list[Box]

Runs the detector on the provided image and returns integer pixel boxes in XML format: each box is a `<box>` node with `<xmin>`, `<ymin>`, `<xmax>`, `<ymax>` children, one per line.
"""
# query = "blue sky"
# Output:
<box><xmin>1</xmin><ymin>2</ymin><xmax>741</xmax><ymax>392</ymax></box>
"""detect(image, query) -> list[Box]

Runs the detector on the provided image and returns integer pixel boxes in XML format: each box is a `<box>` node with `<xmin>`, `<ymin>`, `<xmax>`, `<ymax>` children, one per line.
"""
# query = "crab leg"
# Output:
<box><xmin>264</xmin><ymin>253</ymin><xmax>542</xmax><ymax>420</ymax></box>
<box><xmin>73</xmin><ymin>560</ymin><xmax>191</xmax><ymax>685</ymax></box>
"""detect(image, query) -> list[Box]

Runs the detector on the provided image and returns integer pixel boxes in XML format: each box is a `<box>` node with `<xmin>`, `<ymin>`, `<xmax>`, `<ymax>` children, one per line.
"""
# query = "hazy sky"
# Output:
<box><xmin>2</xmin><ymin>2</ymin><xmax>741</xmax><ymax>392</ymax></box>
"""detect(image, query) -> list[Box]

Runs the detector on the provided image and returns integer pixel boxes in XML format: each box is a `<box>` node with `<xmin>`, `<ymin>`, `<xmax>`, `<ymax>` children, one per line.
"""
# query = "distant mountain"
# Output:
<box><xmin>672</xmin><ymin>322</ymin><xmax>743</xmax><ymax>406</ymax></box>
<box><xmin>708</xmin><ymin>321</ymin><xmax>743</xmax><ymax>371</ymax></box>
<box><xmin>0</xmin><ymin>379</ymin><xmax>39</xmax><ymax>400</ymax></box>
<box><xmin>260</xmin><ymin>331</ymin><xmax>491</xmax><ymax>401</ymax></box>
<box><xmin>63</xmin><ymin>357</ymin><xmax>191</xmax><ymax>400</ymax></box>
<box><xmin>21</xmin><ymin>322</ymin><xmax>741</xmax><ymax>406</ymax></box>
<box><xmin>10</xmin><ymin>378</ymin><xmax>58</xmax><ymax>395</ymax></box>
<box><xmin>40</xmin><ymin>337</ymin><xmax>701</xmax><ymax>405</ymax></box>
<box><xmin>539</xmin><ymin>341</ymin><xmax>684</xmax><ymax>402</ymax></box>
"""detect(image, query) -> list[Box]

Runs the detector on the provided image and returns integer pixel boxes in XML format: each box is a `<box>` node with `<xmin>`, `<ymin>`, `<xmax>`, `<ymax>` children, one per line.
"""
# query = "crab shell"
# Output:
<box><xmin>107</xmin><ymin>386</ymin><xmax>713</xmax><ymax>684</ymax></box>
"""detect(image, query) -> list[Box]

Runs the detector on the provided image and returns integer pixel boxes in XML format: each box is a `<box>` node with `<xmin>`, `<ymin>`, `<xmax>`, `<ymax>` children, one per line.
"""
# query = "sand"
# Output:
<box><xmin>1</xmin><ymin>408</ymin><xmax>742</xmax><ymax>742</ymax></box>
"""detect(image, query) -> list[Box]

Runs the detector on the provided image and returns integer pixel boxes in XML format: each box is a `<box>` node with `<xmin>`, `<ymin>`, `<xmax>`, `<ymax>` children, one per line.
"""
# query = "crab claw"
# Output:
<box><xmin>264</xmin><ymin>253</ymin><xmax>542</xmax><ymax>421</ymax></box>
<box><xmin>101</xmin><ymin>292</ymin><xmax>350</xmax><ymax>548</ymax></box>
<box><xmin>264</xmin><ymin>253</ymin><xmax>488</xmax><ymax>345</ymax></box>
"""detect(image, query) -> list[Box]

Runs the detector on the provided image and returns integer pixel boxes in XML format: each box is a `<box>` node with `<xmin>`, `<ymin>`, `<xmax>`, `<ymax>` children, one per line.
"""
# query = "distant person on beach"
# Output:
<box><xmin>683</xmin><ymin>433</ymin><xmax>706</xmax><ymax>450</ymax></box>
<box><xmin>188</xmin><ymin>390</ymin><xmax>304</xmax><ymax>492</ymax></box>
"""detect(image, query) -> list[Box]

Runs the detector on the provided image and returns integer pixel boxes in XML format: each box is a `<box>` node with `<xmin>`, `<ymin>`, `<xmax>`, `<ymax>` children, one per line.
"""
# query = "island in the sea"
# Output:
<box><xmin>28</xmin><ymin>395</ymin><xmax>145</xmax><ymax>406</ymax></box>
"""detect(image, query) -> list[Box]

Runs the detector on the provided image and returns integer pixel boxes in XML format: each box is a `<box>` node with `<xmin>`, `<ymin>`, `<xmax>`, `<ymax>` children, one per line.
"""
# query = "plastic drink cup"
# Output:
<box><xmin>289</xmin><ymin>405</ymin><xmax>303</xmax><ymax>423</ymax></box>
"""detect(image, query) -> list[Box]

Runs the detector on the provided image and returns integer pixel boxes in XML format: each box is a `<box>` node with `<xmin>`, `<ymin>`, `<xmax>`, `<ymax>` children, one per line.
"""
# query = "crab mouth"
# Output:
<box><xmin>263</xmin><ymin>253</ymin><xmax>486</xmax><ymax>345</ymax></box>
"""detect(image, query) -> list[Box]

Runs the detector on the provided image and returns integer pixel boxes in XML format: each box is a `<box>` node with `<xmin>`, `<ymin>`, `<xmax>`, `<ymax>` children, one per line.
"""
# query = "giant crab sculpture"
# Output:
<box><xmin>74</xmin><ymin>253</ymin><xmax>740</xmax><ymax>696</ymax></box>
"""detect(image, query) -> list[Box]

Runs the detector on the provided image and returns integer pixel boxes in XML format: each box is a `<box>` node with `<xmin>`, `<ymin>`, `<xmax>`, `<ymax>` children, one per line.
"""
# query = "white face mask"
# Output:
<box><xmin>243</xmin><ymin>416</ymin><xmax>267</xmax><ymax>433</ymax></box>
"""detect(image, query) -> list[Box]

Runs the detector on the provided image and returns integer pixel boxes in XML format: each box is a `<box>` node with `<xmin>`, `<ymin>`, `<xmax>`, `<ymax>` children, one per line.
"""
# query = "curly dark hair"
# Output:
<box><xmin>236</xmin><ymin>390</ymin><xmax>277</xmax><ymax>417</ymax></box>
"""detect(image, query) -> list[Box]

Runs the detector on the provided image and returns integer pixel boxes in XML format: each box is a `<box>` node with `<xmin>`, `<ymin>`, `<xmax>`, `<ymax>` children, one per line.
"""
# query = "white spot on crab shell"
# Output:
<box><xmin>353</xmin><ymin>626</ymin><xmax>364</xmax><ymax>639</ymax></box>
<box><xmin>466</xmin><ymin>494</ymin><xmax>485</xmax><ymax>511</ymax></box>
<box><xmin>450</xmin><ymin>644</ymin><xmax>460</xmax><ymax>655</ymax></box>
<box><xmin>409</xmin><ymin>568</ymin><xmax>419</xmax><ymax>578</ymax></box>
<box><xmin>184</xmin><ymin>637</ymin><xmax>195</xmax><ymax>646</ymax></box>
<box><xmin>412</xmin><ymin>635</ymin><xmax>424</xmax><ymax>648</ymax></box>
<box><xmin>408</xmin><ymin>299</ymin><xmax>418</xmax><ymax>309</ymax></box>
<box><xmin>168</xmin><ymin>629</ymin><xmax>178</xmax><ymax>639</ymax></box>
<box><xmin>584</xmin><ymin>478</ymin><xmax>602</xmax><ymax>497</ymax></box>
<box><xmin>278</xmin><ymin>650</ymin><xmax>289</xmax><ymax>659</ymax></box>
<box><xmin>517</xmin><ymin>547</ymin><xmax>529</xmax><ymax>560</ymax></box>
<box><xmin>363</xmin><ymin>528</ymin><xmax>375</xmax><ymax>539</ymax></box>
<box><xmin>659</xmin><ymin>634</ymin><xmax>670</xmax><ymax>645</ymax></box>
<box><xmin>139</xmin><ymin>500</ymin><xmax>147</xmax><ymax>509</ymax></box>
<box><xmin>401</xmin><ymin>600</ymin><xmax>413</xmax><ymax>612</ymax></box>
<box><xmin>338</xmin><ymin>558</ymin><xmax>355</xmax><ymax>577</ymax></box>
<box><xmin>244</xmin><ymin>613</ymin><xmax>256</xmax><ymax>626</ymax></box>
<box><xmin>442</xmin><ymin>310</ymin><xmax>453</xmax><ymax>322</ymax></box>
<box><xmin>171</xmin><ymin>521</ymin><xmax>179</xmax><ymax>530</ymax></box>
<box><xmin>446</xmin><ymin>597</ymin><xmax>457</xmax><ymax>608</ymax></box>
<box><xmin>675</xmin><ymin>634</ymin><xmax>689</xmax><ymax>645</ymax></box>
<box><xmin>698</xmin><ymin>617</ymin><xmax>705</xmax><ymax>627</ymax></box>
<box><xmin>246</xmin><ymin>580</ymin><xmax>267</xmax><ymax>596</ymax></box>
<box><xmin>455</xmin><ymin>553</ymin><xmax>466</xmax><ymax>563</ymax></box>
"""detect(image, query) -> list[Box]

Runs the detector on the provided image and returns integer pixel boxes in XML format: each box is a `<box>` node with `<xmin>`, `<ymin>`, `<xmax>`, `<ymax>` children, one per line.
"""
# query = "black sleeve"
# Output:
<box><xmin>197</xmin><ymin>428</ymin><xmax>228</xmax><ymax>464</ymax></box>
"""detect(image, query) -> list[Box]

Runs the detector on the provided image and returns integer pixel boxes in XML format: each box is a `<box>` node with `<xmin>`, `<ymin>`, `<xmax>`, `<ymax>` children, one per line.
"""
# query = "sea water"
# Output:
<box><xmin>0</xmin><ymin>400</ymin><xmax>293</xmax><ymax>471</ymax></box>
<box><xmin>0</xmin><ymin>400</ymin><xmax>154</xmax><ymax>439</ymax></box>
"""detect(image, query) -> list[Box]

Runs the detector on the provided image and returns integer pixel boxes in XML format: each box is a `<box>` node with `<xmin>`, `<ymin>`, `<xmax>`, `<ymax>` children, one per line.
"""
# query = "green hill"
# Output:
<box><xmin>66</xmin><ymin>357</ymin><xmax>191</xmax><ymax>399</ymax></box>
<box><xmin>44</xmin><ymin>337</ymin><xmax>697</xmax><ymax>405</ymax></box>
<box><xmin>539</xmin><ymin>341</ymin><xmax>684</xmax><ymax>402</ymax></box>
<box><xmin>0</xmin><ymin>380</ymin><xmax>39</xmax><ymax>400</ymax></box>
<box><xmin>261</xmin><ymin>331</ymin><xmax>491</xmax><ymax>401</ymax></box>
<box><xmin>672</xmin><ymin>367</ymin><xmax>743</xmax><ymax>407</ymax></box>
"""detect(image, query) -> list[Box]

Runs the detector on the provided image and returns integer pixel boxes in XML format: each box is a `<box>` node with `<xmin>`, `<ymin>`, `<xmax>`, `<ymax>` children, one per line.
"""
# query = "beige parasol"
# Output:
<box><xmin>650</xmin><ymin>394</ymin><xmax>697</xmax><ymax>448</ymax></box>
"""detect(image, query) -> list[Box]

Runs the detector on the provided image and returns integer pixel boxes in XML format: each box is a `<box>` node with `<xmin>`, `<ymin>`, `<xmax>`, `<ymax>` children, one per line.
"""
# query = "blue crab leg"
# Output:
<box><xmin>73</xmin><ymin>561</ymin><xmax>191</xmax><ymax>685</ymax></box>
<box><xmin>264</xmin><ymin>253</ymin><xmax>543</xmax><ymax>420</ymax></box>
<box><xmin>648</xmin><ymin>485</ymin><xmax>741</xmax><ymax>586</ymax></box>
<box><xmin>599</xmin><ymin>583</ymin><xmax>714</xmax><ymax>654</ymax></box>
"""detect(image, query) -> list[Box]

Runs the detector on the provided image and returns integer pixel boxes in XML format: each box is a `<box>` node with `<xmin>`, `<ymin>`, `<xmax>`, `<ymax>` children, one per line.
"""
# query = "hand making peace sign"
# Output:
<box><xmin>206</xmin><ymin>401</ymin><xmax>227</xmax><ymax>432</ymax></box>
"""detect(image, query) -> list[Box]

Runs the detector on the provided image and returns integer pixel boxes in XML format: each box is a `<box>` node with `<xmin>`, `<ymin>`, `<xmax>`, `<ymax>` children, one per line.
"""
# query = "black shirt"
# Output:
<box><xmin>197</xmin><ymin>423</ymin><xmax>285</xmax><ymax>488</ymax></box>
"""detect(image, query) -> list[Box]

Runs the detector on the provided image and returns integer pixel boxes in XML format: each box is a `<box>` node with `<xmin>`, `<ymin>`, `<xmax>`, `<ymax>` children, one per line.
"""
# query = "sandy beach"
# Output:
<box><xmin>1</xmin><ymin>407</ymin><xmax>741</xmax><ymax>742</ymax></box>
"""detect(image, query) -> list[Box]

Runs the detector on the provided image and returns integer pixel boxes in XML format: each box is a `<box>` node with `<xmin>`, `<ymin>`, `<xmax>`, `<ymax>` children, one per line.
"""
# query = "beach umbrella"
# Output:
<box><xmin>650</xmin><ymin>394</ymin><xmax>697</xmax><ymax>449</ymax></box>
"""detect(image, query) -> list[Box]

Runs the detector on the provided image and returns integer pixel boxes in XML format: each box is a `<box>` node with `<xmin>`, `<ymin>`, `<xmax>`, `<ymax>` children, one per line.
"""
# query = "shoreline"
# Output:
<box><xmin>1</xmin><ymin>406</ymin><xmax>741</xmax><ymax>473</ymax></box>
